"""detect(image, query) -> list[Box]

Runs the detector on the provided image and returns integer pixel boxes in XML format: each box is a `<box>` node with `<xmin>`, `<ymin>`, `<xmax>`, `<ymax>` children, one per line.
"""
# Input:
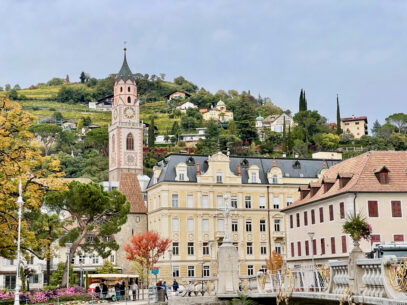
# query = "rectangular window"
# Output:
<box><xmin>312</xmin><ymin>239</ymin><xmax>317</xmax><ymax>256</ymax></box>
<box><xmin>187</xmin><ymin>194</ymin><xmax>194</xmax><ymax>208</ymax></box>
<box><xmin>217</xmin><ymin>195</ymin><xmax>223</xmax><ymax>208</ymax></box>
<box><xmin>259</xmin><ymin>196</ymin><xmax>266</xmax><ymax>209</ymax></box>
<box><xmin>290</xmin><ymin>215</ymin><xmax>293</xmax><ymax>228</ymax></box>
<box><xmin>274</xmin><ymin>219</ymin><xmax>280</xmax><ymax>232</ymax></box>
<box><xmin>260</xmin><ymin>219</ymin><xmax>266</xmax><ymax>232</ymax></box>
<box><xmin>172</xmin><ymin>218</ymin><xmax>179</xmax><ymax>232</ymax></box>
<box><xmin>5</xmin><ymin>275</ymin><xmax>16</xmax><ymax>289</ymax></box>
<box><xmin>261</xmin><ymin>243</ymin><xmax>267</xmax><ymax>255</ymax></box>
<box><xmin>304</xmin><ymin>211</ymin><xmax>308</xmax><ymax>226</ymax></box>
<box><xmin>394</xmin><ymin>234</ymin><xmax>404</xmax><ymax>242</ymax></box>
<box><xmin>187</xmin><ymin>218</ymin><xmax>194</xmax><ymax>232</ymax></box>
<box><xmin>291</xmin><ymin>242</ymin><xmax>295</xmax><ymax>257</ymax></box>
<box><xmin>79</xmin><ymin>255</ymin><xmax>85</xmax><ymax>264</ymax></box>
<box><xmin>392</xmin><ymin>201</ymin><xmax>402</xmax><ymax>217</ymax></box>
<box><xmin>321</xmin><ymin>238</ymin><xmax>325</xmax><ymax>255</ymax></box>
<box><xmin>370</xmin><ymin>234</ymin><xmax>380</xmax><ymax>245</ymax></box>
<box><xmin>368</xmin><ymin>201</ymin><xmax>379</xmax><ymax>217</ymax></box>
<box><xmin>246</xmin><ymin>242</ymin><xmax>253</xmax><ymax>255</ymax></box>
<box><xmin>202</xmin><ymin>219</ymin><xmax>209</xmax><ymax>232</ymax></box>
<box><xmin>179</xmin><ymin>172</ymin><xmax>185</xmax><ymax>181</ymax></box>
<box><xmin>203</xmin><ymin>243</ymin><xmax>210</xmax><ymax>255</ymax></box>
<box><xmin>331</xmin><ymin>237</ymin><xmax>336</xmax><ymax>254</ymax></box>
<box><xmin>245</xmin><ymin>196</ymin><xmax>252</xmax><ymax>209</ymax></box>
<box><xmin>273</xmin><ymin>196</ymin><xmax>280</xmax><ymax>209</ymax></box>
<box><xmin>188</xmin><ymin>266</ymin><xmax>195</xmax><ymax>277</ymax></box>
<box><xmin>92</xmin><ymin>255</ymin><xmax>99</xmax><ymax>264</ymax></box>
<box><xmin>296</xmin><ymin>213</ymin><xmax>300</xmax><ymax>227</ymax></box>
<box><xmin>340</xmin><ymin>202</ymin><xmax>345</xmax><ymax>219</ymax></box>
<box><xmin>231</xmin><ymin>196</ymin><xmax>237</xmax><ymax>208</ymax></box>
<box><xmin>202</xmin><ymin>195</ymin><xmax>209</xmax><ymax>208</ymax></box>
<box><xmin>172</xmin><ymin>194</ymin><xmax>179</xmax><ymax>208</ymax></box>
<box><xmin>305</xmin><ymin>240</ymin><xmax>309</xmax><ymax>256</ymax></box>
<box><xmin>251</xmin><ymin>172</ymin><xmax>257</xmax><ymax>183</ymax></box>
<box><xmin>172</xmin><ymin>266</ymin><xmax>180</xmax><ymax>278</ymax></box>
<box><xmin>341</xmin><ymin>236</ymin><xmax>347</xmax><ymax>253</ymax></box>
<box><xmin>110</xmin><ymin>255</ymin><xmax>115</xmax><ymax>263</ymax></box>
<box><xmin>286</xmin><ymin>196</ymin><xmax>293</xmax><ymax>206</ymax></box>
<box><xmin>275</xmin><ymin>246</ymin><xmax>281</xmax><ymax>254</ymax></box>
<box><xmin>319</xmin><ymin>207</ymin><xmax>324</xmax><ymax>223</ymax></box>
<box><xmin>329</xmin><ymin>205</ymin><xmax>334</xmax><ymax>221</ymax></box>
<box><xmin>246</xmin><ymin>220</ymin><xmax>252</xmax><ymax>232</ymax></box>
<box><xmin>172</xmin><ymin>242</ymin><xmax>179</xmax><ymax>256</ymax></box>
<box><xmin>247</xmin><ymin>265</ymin><xmax>254</xmax><ymax>276</ymax></box>
<box><xmin>188</xmin><ymin>242</ymin><xmax>194</xmax><ymax>255</ymax></box>
<box><xmin>203</xmin><ymin>266</ymin><xmax>210</xmax><ymax>277</ymax></box>
<box><xmin>231</xmin><ymin>220</ymin><xmax>238</xmax><ymax>232</ymax></box>
<box><xmin>297</xmin><ymin>241</ymin><xmax>301</xmax><ymax>256</ymax></box>
<box><xmin>29</xmin><ymin>274</ymin><xmax>39</xmax><ymax>284</ymax></box>
<box><xmin>216</xmin><ymin>171</ymin><xmax>223</xmax><ymax>183</ymax></box>
<box><xmin>217</xmin><ymin>218</ymin><xmax>224</xmax><ymax>232</ymax></box>
<box><xmin>311</xmin><ymin>209</ymin><xmax>315</xmax><ymax>224</ymax></box>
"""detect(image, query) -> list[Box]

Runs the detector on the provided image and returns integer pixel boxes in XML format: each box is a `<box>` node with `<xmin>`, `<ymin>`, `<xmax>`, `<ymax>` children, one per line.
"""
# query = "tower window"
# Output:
<box><xmin>126</xmin><ymin>133</ymin><xmax>134</xmax><ymax>150</ymax></box>
<box><xmin>127</xmin><ymin>96</ymin><xmax>131</xmax><ymax>104</ymax></box>
<box><xmin>128</xmin><ymin>87</ymin><xmax>131</xmax><ymax>92</ymax></box>
<box><xmin>120</xmin><ymin>87</ymin><xmax>123</xmax><ymax>92</ymax></box>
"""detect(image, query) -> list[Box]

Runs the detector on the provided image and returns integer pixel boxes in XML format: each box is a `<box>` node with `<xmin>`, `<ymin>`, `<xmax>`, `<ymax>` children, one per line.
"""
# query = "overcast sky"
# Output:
<box><xmin>1</xmin><ymin>0</ymin><xmax>406</xmax><ymax>124</ymax></box>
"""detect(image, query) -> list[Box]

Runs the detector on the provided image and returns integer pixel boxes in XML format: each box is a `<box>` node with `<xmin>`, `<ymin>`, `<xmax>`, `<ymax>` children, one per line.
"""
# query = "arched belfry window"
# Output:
<box><xmin>127</xmin><ymin>87</ymin><xmax>131</xmax><ymax>92</ymax></box>
<box><xmin>126</xmin><ymin>133</ymin><xmax>134</xmax><ymax>151</ymax></box>
<box><xmin>127</xmin><ymin>96</ymin><xmax>131</xmax><ymax>104</ymax></box>
<box><xmin>120</xmin><ymin>87</ymin><xmax>123</xmax><ymax>92</ymax></box>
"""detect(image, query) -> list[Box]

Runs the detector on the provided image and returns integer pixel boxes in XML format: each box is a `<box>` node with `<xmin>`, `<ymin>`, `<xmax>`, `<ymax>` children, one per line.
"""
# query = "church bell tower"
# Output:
<box><xmin>108</xmin><ymin>48</ymin><xmax>143</xmax><ymax>181</ymax></box>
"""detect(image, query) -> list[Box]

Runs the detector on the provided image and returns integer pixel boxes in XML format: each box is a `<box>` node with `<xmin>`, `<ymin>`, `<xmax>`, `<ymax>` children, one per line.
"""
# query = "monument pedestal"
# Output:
<box><xmin>348</xmin><ymin>239</ymin><xmax>365</xmax><ymax>295</ymax></box>
<box><xmin>217</xmin><ymin>240</ymin><xmax>239</xmax><ymax>294</ymax></box>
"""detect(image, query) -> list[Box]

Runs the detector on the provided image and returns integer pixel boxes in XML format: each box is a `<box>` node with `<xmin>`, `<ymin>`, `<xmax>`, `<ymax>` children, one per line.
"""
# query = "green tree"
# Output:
<box><xmin>148</xmin><ymin>117</ymin><xmax>156</xmax><ymax>150</ymax></box>
<box><xmin>80</xmin><ymin>72</ymin><xmax>86</xmax><ymax>83</ymax></box>
<box><xmin>96</xmin><ymin>260</ymin><xmax>120</xmax><ymax>274</ymax></box>
<box><xmin>54</xmin><ymin>111</ymin><xmax>64</xmax><ymax>122</ymax></box>
<box><xmin>336</xmin><ymin>95</ymin><xmax>342</xmax><ymax>135</ymax></box>
<box><xmin>314</xmin><ymin>133</ymin><xmax>341</xmax><ymax>150</ymax></box>
<box><xmin>50</xmin><ymin>262</ymin><xmax>74</xmax><ymax>287</ymax></box>
<box><xmin>170</xmin><ymin>121</ymin><xmax>180</xmax><ymax>139</ymax></box>
<box><xmin>57</xmin><ymin>85</ymin><xmax>94</xmax><ymax>104</ymax></box>
<box><xmin>94</xmin><ymin>76</ymin><xmax>115</xmax><ymax>99</ymax></box>
<box><xmin>45</xmin><ymin>181</ymin><xmax>130</xmax><ymax>287</ymax></box>
<box><xmin>298</xmin><ymin>89</ymin><xmax>307</xmax><ymax>112</ymax></box>
<box><xmin>82</xmin><ymin>116</ymin><xmax>92</xmax><ymax>126</ymax></box>
<box><xmin>7</xmin><ymin>89</ymin><xmax>18</xmax><ymax>100</ymax></box>
<box><xmin>282</xmin><ymin>117</ymin><xmax>287</xmax><ymax>152</ymax></box>
<box><xmin>47</xmin><ymin>78</ymin><xmax>64</xmax><ymax>86</ymax></box>
<box><xmin>293</xmin><ymin>110</ymin><xmax>328</xmax><ymax>148</ymax></box>
<box><xmin>84</xmin><ymin>127</ymin><xmax>108</xmax><ymax>157</ymax></box>
<box><xmin>371</xmin><ymin>120</ymin><xmax>381</xmax><ymax>136</ymax></box>
<box><xmin>386</xmin><ymin>113</ymin><xmax>407</xmax><ymax>133</ymax></box>
<box><xmin>13</xmin><ymin>84</ymin><xmax>21</xmax><ymax>90</ymax></box>
<box><xmin>234</xmin><ymin>94</ymin><xmax>258</xmax><ymax>143</ymax></box>
<box><xmin>4</xmin><ymin>84</ymin><xmax>11</xmax><ymax>91</ymax></box>
<box><xmin>29</xmin><ymin>124</ymin><xmax>63</xmax><ymax>155</ymax></box>
<box><xmin>196</xmin><ymin>120</ymin><xmax>220</xmax><ymax>154</ymax></box>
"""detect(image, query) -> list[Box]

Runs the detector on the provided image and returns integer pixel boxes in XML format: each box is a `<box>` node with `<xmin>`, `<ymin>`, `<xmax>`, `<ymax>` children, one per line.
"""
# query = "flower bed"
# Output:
<box><xmin>0</xmin><ymin>287</ymin><xmax>94</xmax><ymax>305</ymax></box>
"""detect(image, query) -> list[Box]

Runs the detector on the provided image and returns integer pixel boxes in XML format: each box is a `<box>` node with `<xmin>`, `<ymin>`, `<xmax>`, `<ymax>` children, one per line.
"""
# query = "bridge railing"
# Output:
<box><xmin>328</xmin><ymin>260</ymin><xmax>349</xmax><ymax>294</ymax></box>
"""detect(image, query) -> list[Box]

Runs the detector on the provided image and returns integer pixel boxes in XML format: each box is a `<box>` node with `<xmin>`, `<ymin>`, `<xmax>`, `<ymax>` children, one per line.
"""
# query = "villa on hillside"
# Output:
<box><xmin>256</xmin><ymin>113</ymin><xmax>295</xmax><ymax>141</ymax></box>
<box><xmin>201</xmin><ymin>100</ymin><xmax>233</xmax><ymax>123</ymax></box>
<box><xmin>340</xmin><ymin>115</ymin><xmax>368</xmax><ymax>139</ymax></box>
<box><xmin>166</xmin><ymin>90</ymin><xmax>191</xmax><ymax>101</ymax></box>
<box><xmin>179</xmin><ymin>127</ymin><xmax>206</xmax><ymax>147</ymax></box>
<box><xmin>89</xmin><ymin>95</ymin><xmax>113</xmax><ymax>111</ymax></box>
<box><xmin>175</xmin><ymin>101</ymin><xmax>198</xmax><ymax>113</ymax></box>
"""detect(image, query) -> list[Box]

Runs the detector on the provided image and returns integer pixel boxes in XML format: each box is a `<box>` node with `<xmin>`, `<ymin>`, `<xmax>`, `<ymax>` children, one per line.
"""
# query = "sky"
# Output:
<box><xmin>1</xmin><ymin>0</ymin><xmax>407</xmax><ymax>125</ymax></box>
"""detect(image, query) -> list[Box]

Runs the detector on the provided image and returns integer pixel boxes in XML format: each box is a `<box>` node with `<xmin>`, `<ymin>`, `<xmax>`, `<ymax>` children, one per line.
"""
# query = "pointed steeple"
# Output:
<box><xmin>116</xmin><ymin>48</ymin><xmax>135</xmax><ymax>82</ymax></box>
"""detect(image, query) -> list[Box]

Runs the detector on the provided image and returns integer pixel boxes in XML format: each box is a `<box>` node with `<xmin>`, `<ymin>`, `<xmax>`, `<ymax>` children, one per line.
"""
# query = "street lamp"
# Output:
<box><xmin>65</xmin><ymin>243</ymin><xmax>73</xmax><ymax>288</ymax></box>
<box><xmin>14</xmin><ymin>180</ymin><xmax>24</xmax><ymax>305</ymax></box>
<box><xmin>307</xmin><ymin>232</ymin><xmax>315</xmax><ymax>267</ymax></box>
<box><xmin>167</xmin><ymin>249</ymin><xmax>172</xmax><ymax>281</ymax></box>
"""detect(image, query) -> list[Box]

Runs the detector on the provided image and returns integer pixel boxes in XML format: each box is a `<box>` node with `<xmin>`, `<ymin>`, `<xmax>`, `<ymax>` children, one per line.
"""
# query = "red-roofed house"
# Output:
<box><xmin>282</xmin><ymin>151</ymin><xmax>407</xmax><ymax>267</ymax></box>
<box><xmin>340</xmin><ymin>115</ymin><xmax>368</xmax><ymax>139</ymax></box>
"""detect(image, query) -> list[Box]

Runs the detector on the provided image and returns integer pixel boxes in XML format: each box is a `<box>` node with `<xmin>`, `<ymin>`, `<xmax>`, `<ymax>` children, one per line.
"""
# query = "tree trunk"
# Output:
<box><xmin>46</xmin><ymin>256</ymin><xmax>51</xmax><ymax>286</ymax></box>
<box><xmin>61</xmin><ymin>232</ymin><xmax>85</xmax><ymax>287</ymax></box>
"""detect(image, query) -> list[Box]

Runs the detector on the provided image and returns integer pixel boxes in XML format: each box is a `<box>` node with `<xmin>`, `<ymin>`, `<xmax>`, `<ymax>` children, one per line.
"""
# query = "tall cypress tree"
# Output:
<box><xmin>299</xmin><ymin>89</ymin><xmax>304</xmax><ymax>112</ymax></box>
<box><xmin>287</xmin><ymin>125</ymin><xmax>293</xmax><ymax>153</ymax></box>
<box><xmin>148</xmin><ymin>116</ymin><xmax>156</xmax><ymax>150</ymax></box>
<box><xmin>282</xmin><ymin>116</ymin><xmax>287</xmax><ymax>152</ymax></box>
<box><xmin>336</xmin><ymin>94</ymin><xmax>342</xmax><ymax>135</ymax></box>
<box><xmin>303</xmin><ymin>90</ymin><xmax>308</xmax><ymax>111</ymax></box>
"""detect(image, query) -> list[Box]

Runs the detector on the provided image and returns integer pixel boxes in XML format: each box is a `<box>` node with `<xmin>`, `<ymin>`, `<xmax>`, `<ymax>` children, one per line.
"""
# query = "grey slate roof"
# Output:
<box><xmin>147</xmin><ymin>154</ymin><xmax>341</xmax><ymax>188</ymax></box>
<box><xmin>115</xmin><ymin>50</ymin><xmax>135</xmax><ymax>82</ymax></box>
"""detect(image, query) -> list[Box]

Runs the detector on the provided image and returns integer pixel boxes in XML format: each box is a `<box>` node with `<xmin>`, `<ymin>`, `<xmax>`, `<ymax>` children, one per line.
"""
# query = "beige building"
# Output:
<box><xmin>201</xmin><ymin>101</ymin><xmax>233</xmax><ymax>123</ymax></box>
<box><xmin>283</xmin><ymin>151</ymin><xmax>407</xmax><ymax>267</ymax></box>
<box><xmin>147</xmin><ymin>152</ymin><xmax>338</xmax><ymax>280</ymax></box>
<box><xmin>256</xmin><ymin>113</ymin><xmax>295</xmax><ymax>141</ymax></box>
<box><xmin>340</xmin><ymin>116</ymin><xmax>368</xmax><ymax>139</ymax></box>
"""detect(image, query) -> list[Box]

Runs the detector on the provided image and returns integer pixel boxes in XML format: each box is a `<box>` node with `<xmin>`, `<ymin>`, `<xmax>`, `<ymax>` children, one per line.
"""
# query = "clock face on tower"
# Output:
<box><xmin>124</xmin><ymin>107</ymin><xmax>135</xmax><ymax>119</ymax></box>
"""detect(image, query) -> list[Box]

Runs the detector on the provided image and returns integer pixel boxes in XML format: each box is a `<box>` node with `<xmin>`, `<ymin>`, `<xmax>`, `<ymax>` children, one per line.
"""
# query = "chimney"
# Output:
<box><xmin>323</xmin><ymin>160</ymin><xmax>327</xmax><ymax>169</ymax></box>
<box><xmin>237</xmin><ymin>163</ymin><xmax>241</xmax><ymax>176</ymax></box>
<box><xmin>196</xmin><ymin>161</ymin><xmax>200</xmax><ymax>176</ymax></box>
<box><xmin>273</xmin><ymin>157</ymin><xmax>276</xmax><ymax>167</ymax></box>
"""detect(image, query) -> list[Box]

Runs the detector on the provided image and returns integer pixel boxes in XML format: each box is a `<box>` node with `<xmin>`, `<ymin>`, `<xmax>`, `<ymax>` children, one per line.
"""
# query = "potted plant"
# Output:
<box><xmin>343</xmin><ymin>212</ymin><xmax>372</xmax><ymax>247</ymax></box>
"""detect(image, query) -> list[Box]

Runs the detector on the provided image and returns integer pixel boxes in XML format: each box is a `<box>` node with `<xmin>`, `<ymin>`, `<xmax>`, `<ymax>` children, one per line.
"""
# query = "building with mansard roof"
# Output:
<box><xmin>146</xmin><ymin>152</ymin><xmax>339</xmax><ymax>281</ymax></box>
<box><xmin>282</xmin><ymin>151</ymin><xmax>407</xmax><ymax>268</ymax></box>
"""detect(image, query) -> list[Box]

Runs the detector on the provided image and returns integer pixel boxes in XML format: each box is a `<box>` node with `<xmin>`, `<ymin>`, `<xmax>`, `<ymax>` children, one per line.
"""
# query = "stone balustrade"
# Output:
<box><xmin>328</xmin><ymin>261</ymin><xmax>349</xmax><ymax>295</ymax></box>
<box><xmin>357</xmin><ymin>258</ymin><xmax>386</xmax><ymax>298</ymax></box>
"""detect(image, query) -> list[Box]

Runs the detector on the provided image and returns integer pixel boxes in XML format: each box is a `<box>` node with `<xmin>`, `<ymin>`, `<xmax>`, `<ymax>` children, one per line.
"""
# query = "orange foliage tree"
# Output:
<box><xmin>265</xmin><ymin>250</ymin><xmax>283</xmax><ymax>273</ymax></box>
<box><xmin>123</xmin><ymin>231</ymin><xmax>170</xmax><ymax>285</ymax></box>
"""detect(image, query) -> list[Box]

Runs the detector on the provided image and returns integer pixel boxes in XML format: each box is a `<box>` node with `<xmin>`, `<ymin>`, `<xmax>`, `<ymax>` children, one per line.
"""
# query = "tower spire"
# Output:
<box><xmin>116</xmin><ymin>44</ymin><xmax>134</xmax><ymax>82</ymax></box>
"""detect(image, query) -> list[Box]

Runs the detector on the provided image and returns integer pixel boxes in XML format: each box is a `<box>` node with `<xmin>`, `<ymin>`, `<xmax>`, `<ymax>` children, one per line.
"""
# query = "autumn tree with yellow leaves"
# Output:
<box><xmin>265</xmin><ymin>250</ymin><xmax>283</xmax><ymax>274</ymax></box>
<box><xmin>0</xmin><ymin>97</ymin><xmax>63</xmax><ymax>259</ymax></box>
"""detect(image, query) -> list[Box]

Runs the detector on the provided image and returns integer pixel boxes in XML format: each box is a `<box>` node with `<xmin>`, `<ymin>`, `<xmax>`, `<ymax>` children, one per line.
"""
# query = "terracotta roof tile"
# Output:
<box><xmin>283</xmin><ymin>151</ymin><xmax>407</xmax><ymax>211</ymax></box>
<box><xmin>119</xmin><ymin>173</ymin><xmax>147</xmax><ymax>214</ymax></box>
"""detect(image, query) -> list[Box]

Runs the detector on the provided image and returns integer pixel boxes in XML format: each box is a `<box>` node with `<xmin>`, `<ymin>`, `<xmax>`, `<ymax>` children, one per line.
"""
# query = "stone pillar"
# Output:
<box><xmin>348</xmin><ymin>239</ymin><xmax>365</xmax><ymax>294</ymax></box>
<box><xmin>216</xmin><ymin>241</ymin><xmax>239</xmax><ymax>294</ymax></box>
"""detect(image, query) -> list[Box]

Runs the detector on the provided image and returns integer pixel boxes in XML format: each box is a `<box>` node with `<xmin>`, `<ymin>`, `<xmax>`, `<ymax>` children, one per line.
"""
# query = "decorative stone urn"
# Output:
<box><xmin>348</xmin><ymin>237</ymin><xmax>365</xmax><ymax>295</ymax></box>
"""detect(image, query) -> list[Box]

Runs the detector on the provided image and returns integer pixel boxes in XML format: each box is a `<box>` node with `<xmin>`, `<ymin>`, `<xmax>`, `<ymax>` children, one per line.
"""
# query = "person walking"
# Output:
<box><xmin>95</xmin><ymin>284</ymin><xmax>101</xmax><ymax>298</ymax></box>
<box><xmin>120</xmin><ymin>281</ymin><xmax>126</xmax><ymax>301</ymax></box>
<box><xmin>131</xmin><ymin>279</ymin><xmax>138</xmax><ymax>300</ymax></box>
<box><xmin>101</xmin><ymin>281</ymin><xmax>108</xmax><ymax>300</ymax></box>
<box><xmin>114</xmin><ymin>281</ymin><xmax>121</xmax><ymax>301</ymax></box>
<box><xmin>172</xmin><ymin>279</ymin><xmax>179</xmax><ymax>296</ymax></box>
<box><xmin>162</xmin><ymin>281</ymin><xmax>168</xmax><ymax>301</ymax></box>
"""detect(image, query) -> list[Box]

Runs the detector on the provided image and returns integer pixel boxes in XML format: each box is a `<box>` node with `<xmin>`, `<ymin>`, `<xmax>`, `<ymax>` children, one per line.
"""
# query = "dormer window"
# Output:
<box><xmin>251</xmin><ymin>172</ymin><xmax>257</xmax><ymax>183</ymax></box>
<box><xmin>375</xmin><ymin>166</ymin><xmax>390</xmax><ymax>184</ymax></box>
<box><xmin>272</xmin><ymin>174</ymin><xmax>278</xmax><ymax>184</ymax></box>
<box><xmin>338</xmin><ymin>173</ymin><xmax>353</xmax><ymax>189</ymax></box>
<box><xmin>179</xmin><ymin>171</ymin><xmax>185</xmax><ymax>181</ymax></box>
<box><xmin>293</xmin><ymin>160</ymin><xmax>301</xmax><ymax>169</ymax></box>
<box><xmin>241</xmin><ymin>159</ymin><xmax>249</xmax><ymax>167</ymax></box>
<box><xmin>216</xmin><ymin>171</ymin><xmax>223</xmax><ymax>183</ymax></box>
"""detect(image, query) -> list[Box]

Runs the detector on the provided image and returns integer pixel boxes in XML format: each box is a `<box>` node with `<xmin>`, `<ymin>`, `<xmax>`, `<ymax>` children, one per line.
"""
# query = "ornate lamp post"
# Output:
<box><xmin>14</xmin><ymin>180</ymin><xmax>24</xmax><ymax>305</ymax></box>
<box><xmin>167</xmin><ymin>249</ymin><xmax>172</xmax><ymax>281</ymax></box>
<box><xmin>65</xmin><ymin>243</ymin><xmax>73</xmax><ymax>288</ymax></box>
<box><xmin>307</xmin><ymin>232</ymin><xmax>315</xmax><ymax>267</ymax></box>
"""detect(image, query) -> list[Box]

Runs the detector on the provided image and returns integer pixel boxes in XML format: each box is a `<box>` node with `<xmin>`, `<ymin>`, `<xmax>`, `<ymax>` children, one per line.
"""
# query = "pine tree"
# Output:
<box><xmin>299</xmin><ymin>89</ymin><xmax>308</xmax><ymax>112</ymax></box>
<box><xmin>148</xmin><ymin>117</ymin><xmax>156</xmax><ymax>150</ymax></box>
<box><xmin>298</xmin><ymin>89</ymin><xmax>304</xmax><ymax>112</ymax></box>
<box><xmin>282</xmin><ymin>116</ymin><xmax>287</xmax><ymax>152</ymax></box>
<box><xmin>303</xmin><ymin>90</ymin><xmax>307</xmax><ymax>111</ymax></box>
<box><xmin>336</xmin><ymin>94</ymin><xmax>342</xmax><ymax>135</ymax></box>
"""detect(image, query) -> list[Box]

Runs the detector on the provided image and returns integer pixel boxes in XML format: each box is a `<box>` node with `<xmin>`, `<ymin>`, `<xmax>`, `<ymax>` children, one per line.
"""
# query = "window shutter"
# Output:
<box><xmin>329</xmin><ymin>205</ymin><xmax>334</xmax><ymax>221</ymax></box>
<box><xmin>341</xmin><ymin>236</ymin><xmax>347</xmax><ymax>253</ymax></box>
<box><xmin>321</xmin><ymin>238</ymin><xmax>325</xmax><ymax>255</ymax></box>
<box><xmin>291</xmin><ymin>242</ymin><xmax>295</xmax><ymax>257</ymax></box>
<box><xmin>297</xmin><ymin>241</ymin><xmax>301</xmax><ymax>256</ymax></box>
<box><xmin>394</xmin><ymin>234</ymin><xmax>404</xmax><ymax>242</ymax></box>
<box><xmin>296</xmin><ymin>213</ymin><xmax>300</xmax><ymax>227</ymax></box>
<box><xmin>368</xmin><ymin>201</ymin><xmax>378</xmax><ymax>217</ymax></box>
<box><xmin>305</xmin><ymin>240</ymin><xmax>309</xmax><ymax>256</ymax></box>
<box><xmin>391</xmin><ymin>201</ymin><xmax>402</xmax><ymax>217</ymax></box>
<box><xmin>312</xmin><ymin>239</ymin><xmax>317</xmax><ymax>256</ymax></box>
<box><xmin>290</xmin><ymin>215</ymin><xmax>293</xmax><ymax>229</ymax></box>
<box><xmin>331</xmin><ymin>237</ymin><xmax>336</xmax><ymax>254</ymax></box>
<box><xmin>311</xmin><ymin>210</ymin><xmax>315</xmax><ymax>224</ymax></box>
<box><xmin>304</xmin><ymin>211</ymin><xmax>308</xmax><ymax>226</ymax></box>
<box><xmin>370</xmin><ymin>234</ymin><xmax>380</xmax><ymax>245</ymax></box>
<box><xmin>319</xmin><ymin>207</ymin><xmax>324</xmax><ymax>223</ymax></box>
<box><xmin>340</xmin><ymin>202</ymin><xmax>345</xmax><ymax>219</ymax></box>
